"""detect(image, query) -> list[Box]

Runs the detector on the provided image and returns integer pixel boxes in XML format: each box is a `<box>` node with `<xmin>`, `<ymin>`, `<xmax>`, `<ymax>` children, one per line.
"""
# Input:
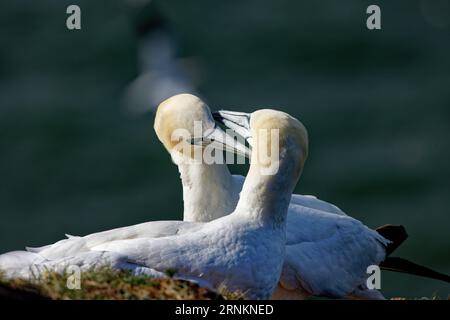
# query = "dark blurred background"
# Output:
<box><xmin>1</xmin><ymin>0</ymin><xmax>449</xmax><ymax>298</ymax></box>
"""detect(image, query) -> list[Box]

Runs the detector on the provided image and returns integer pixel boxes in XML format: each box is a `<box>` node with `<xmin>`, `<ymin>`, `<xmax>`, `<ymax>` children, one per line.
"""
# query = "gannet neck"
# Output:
<box><xmin>234</xmin><ymin>110</ymin><xmax>308</xmax><ymax>227</ymax></box>
<box><xmin>235</xmin><ymin>149</ymin><xmax>296</xmax><ymax>227</ymax></box>
<box><xmin>176</xmin><ymin>153</ymin><xmax>239</xmax><ymax>222</ymax></box>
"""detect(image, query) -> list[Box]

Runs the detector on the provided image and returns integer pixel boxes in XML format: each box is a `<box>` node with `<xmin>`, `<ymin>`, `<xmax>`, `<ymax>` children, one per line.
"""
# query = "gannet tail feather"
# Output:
<box><xmin>375</xmin><ymin>224</ymin><xmax>408</xmax><ymax>256</ymax></box>
<box><xmin>375</xmin><ymin>225</ymin><xmax>450</xmax><ymax>283</ymax></box>
<box><xmin>380</xmin><ymin>257</ymin><xmax>450</xmax><ymax>283</ymax></box>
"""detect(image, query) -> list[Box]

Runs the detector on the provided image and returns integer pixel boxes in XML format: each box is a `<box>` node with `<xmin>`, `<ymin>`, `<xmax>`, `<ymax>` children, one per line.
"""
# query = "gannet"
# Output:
<box><xmin>212</xmin><ymin>109</ymin><xmax>450</xmax><ymax>299</ymax></box>
<box><xmin>11</xmin><ymin>109</ymin><xmax>310</xmax><ymax>299</ymax></box>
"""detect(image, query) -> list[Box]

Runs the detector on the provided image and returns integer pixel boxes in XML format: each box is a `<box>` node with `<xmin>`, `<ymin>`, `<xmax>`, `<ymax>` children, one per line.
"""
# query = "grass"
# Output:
<box><xmin>0</xmin><ymin>268</ymin><xmax>243</xmax><ymax>300</ymax></box>
<box><xmin>1</xmin><ymin>269</ymin><xmax>447</xmax><ymax>300</ymax></box>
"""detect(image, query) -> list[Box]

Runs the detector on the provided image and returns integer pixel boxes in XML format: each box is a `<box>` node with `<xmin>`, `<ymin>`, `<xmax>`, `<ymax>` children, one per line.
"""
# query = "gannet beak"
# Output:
<box><xmin>212</xmin><ymin>110</ymin><xmax>253</xmax><ymax>147</ymax></box>
<box><xmin>189</xmin><ymin>124</ymin><xmax>251</xmax><ymax>159</ymax></box>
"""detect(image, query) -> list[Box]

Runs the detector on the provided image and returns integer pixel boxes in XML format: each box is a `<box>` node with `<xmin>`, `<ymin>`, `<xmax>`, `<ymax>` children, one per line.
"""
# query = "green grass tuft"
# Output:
<box><xmin>0</xmin><ymin>268</ymin><xmax>242</xmax><ymax>300</ymax></box>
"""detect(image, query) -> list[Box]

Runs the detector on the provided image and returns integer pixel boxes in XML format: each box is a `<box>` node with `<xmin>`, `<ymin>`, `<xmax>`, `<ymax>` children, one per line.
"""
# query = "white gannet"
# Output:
<box><xmin>12</xmin><ymin>109</ymin><xmax>309</xmax><ymax>299</ymax></box>
<box><xmin>186</xmin><ymin>110</ymin><xmax>389</xmax><ymax>299</ymax></box>
<box><xmin>212</xmin><ymin>109</ymin><xmax>450</xmax><ymax>299</ymax></box>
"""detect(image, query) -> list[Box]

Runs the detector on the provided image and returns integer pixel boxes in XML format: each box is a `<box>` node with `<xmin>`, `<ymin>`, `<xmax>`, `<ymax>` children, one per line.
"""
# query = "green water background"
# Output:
<box><xmin>0</xmin><ymin>0</ymin><xmax>449</xmax><ymax>298</ymax></box>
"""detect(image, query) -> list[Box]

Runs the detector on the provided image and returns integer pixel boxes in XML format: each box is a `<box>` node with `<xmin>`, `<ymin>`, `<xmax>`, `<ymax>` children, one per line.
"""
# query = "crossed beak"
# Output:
<box><xmin>189</xmin><ymin>124</ymin><xmax>250</xmax><ymax>159</ymax></box>
<box><xmin>189</xmin><ymin>110</ymin><xmax>253</xmax><ymax>159</ymax></box>
<box><xmin>212</xmin><ymin>110</ymin><xmax>253</xmax><ymax>148</ymax></box>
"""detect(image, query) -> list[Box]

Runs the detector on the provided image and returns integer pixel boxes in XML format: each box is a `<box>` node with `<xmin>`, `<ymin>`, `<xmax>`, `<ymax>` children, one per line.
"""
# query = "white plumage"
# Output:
<box><xmin>211</xmin><ymin>106</ymin><xmax>390</xmax><ymax>299</ymax></box>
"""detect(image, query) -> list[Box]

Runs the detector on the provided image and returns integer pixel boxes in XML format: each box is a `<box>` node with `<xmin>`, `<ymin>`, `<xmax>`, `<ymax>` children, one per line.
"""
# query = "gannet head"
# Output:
<box><xmin>214</xmin><ymin>109</ymin><xmax>308</xmax><ymax>179</ymax></box>
<box><xmin>255</xmin><ymin>109</ymin><xmax>308</xmax><ymax>166</ymax></box>
<box><xmin>154</xmin><ymin>94</ymin><xmax>250</xmax><ymax>161</ymax></box>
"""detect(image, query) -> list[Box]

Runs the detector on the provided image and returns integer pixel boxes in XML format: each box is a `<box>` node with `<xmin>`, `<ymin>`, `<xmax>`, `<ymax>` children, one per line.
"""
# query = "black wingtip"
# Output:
<box><xmin>381</xmin><ymin>257</ymin><xmax>450</xmax><ymax>284</ymax></box>
<box><xmin>376</xmin><ymin>224</ymin><xmax>408</xmax><ymax>256</ymax></box>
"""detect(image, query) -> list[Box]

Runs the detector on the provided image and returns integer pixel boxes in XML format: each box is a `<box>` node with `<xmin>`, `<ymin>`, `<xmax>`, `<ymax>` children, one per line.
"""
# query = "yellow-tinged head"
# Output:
<box><xmin>154</xmin><ymin>94</ymin><xmax>215</xmax><ymax>153</ymax></box>
<box><xmin>249</xmin><ymin>109</ymin><xmax>309</xmax><ymax>179</ymax></box>
<box><xmin>154</xmin><ymin>94</ymin><xmax>251</xmax><ymax>161</ymax></box>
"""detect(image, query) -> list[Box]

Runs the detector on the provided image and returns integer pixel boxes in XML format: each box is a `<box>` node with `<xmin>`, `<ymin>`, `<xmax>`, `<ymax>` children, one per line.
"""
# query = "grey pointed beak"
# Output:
<box><xmin>189</xmin><ymin>124</ymin><xmax>251</xmax><ymax>159</ymax></box>
<box><xmin>212</xmin><ymin>110</ymin><xmax>253</xmax><ymax>147</ymax></box>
